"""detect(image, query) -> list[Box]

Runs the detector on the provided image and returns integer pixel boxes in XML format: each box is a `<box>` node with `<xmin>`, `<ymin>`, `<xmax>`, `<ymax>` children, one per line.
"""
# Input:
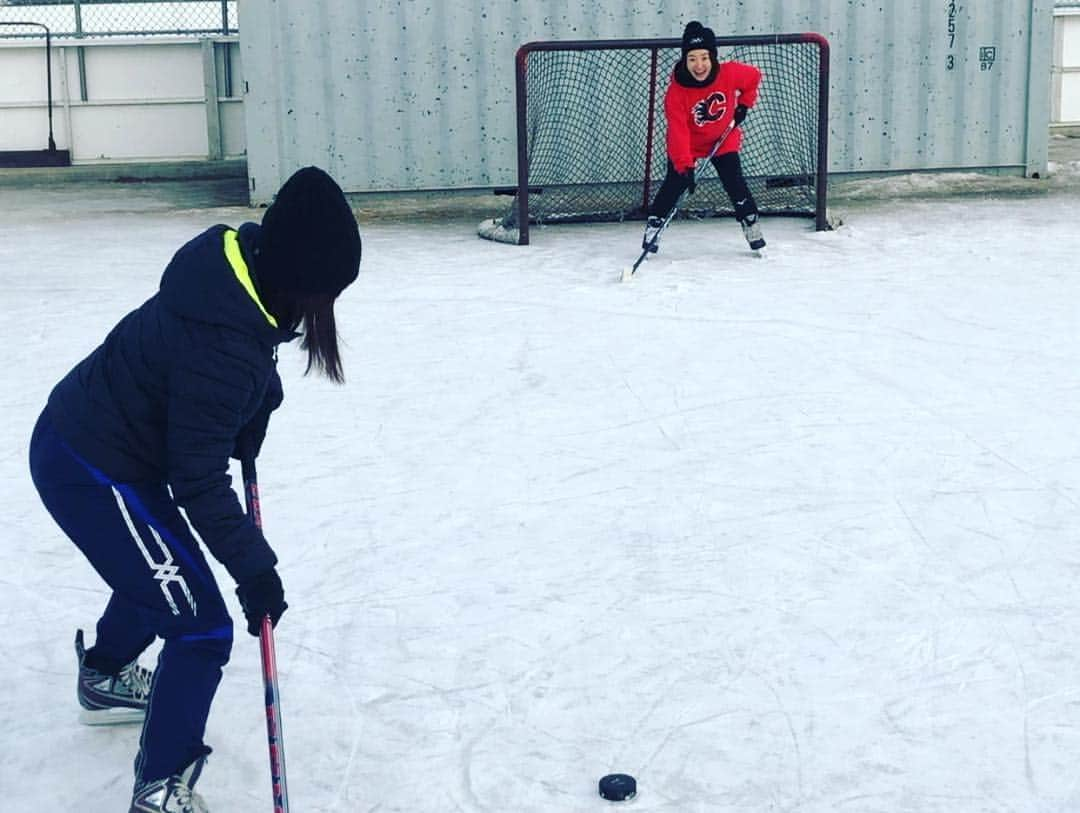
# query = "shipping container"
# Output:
<box><xmin>239</xmin><ymin>0</ymin><xmax>1055</xmax><ymax>203</ymax></box>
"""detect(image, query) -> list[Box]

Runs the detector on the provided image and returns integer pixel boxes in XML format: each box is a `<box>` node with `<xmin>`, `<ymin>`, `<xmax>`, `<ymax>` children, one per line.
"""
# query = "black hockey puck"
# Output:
<box><xmin>598</xmin><ymin>773</ymin><xmax>637</xmax><ymax>802</ymax></box>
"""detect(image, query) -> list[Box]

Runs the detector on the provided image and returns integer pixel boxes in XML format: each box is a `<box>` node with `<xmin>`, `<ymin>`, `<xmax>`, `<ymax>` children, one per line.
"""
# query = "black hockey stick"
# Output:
<box><xmin>620</xmin><ymin>119</ymin><xmax>737</xmax><ymax>282</ymax></box>
<box><xmin>242</xmin><ymin>457</ymin><xmax>291</xmax><ymax>813</ymax></box>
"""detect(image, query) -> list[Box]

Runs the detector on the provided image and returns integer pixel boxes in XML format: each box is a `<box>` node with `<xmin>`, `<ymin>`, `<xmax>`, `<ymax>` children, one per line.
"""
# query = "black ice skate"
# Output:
<box><xmin>740</xmin><ymin>213</ymin><xmax>766</xmax><ymax>254</ymax></box>
<box><xmin>76</xmin><ymin>628</ymin><xmax>152</xmax><ymax>725</ymax></box>
<box><xmin>130</xmin><ymin>756</ymin><xmax>209</xmax><ymax>813</ymax></box>
<box><xmin>641</xmin><ymin>215</ymin><xmax>664</xmax><ymax>252</ymax></box>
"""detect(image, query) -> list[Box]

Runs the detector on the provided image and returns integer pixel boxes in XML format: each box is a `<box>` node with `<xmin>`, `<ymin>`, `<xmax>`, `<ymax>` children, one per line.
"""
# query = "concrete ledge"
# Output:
<box><xmin>1051</xmin><ymin>123</ymin><xmax>1080</xmax><ymax>138</ymax></box>
<box><xmin>0</xmin><ymin>157</ymin><xmax>247</xmax><ymax>186</ymax></box>
<box><xmin>347</xmin><ymin>187</ymin><xmax>512</xmax><ymax>222</ymax></box>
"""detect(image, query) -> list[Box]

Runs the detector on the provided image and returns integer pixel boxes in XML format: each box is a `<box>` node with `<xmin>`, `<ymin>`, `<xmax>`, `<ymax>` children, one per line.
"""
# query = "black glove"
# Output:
<box><xmin>233</xmin><ymin>371</ymin><xmax>283</xmax><ymax>461</ymax></box>
<box><xmin>733</xmin><ymin>104</ymin><xmax>749</xmax><ymax>125</ymax></box>
<box><xmin>236</xmin><ymin>568</ymin><xmax>287</xmax><ymax>637</ymax></box>
<box><xmin>681</xmin><ymin>167</ymin><xmax>696</xmax><ymax>194</ymax></box>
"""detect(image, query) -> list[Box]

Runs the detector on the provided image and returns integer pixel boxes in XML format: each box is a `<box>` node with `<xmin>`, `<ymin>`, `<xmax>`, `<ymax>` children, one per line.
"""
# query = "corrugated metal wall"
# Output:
<box><xmin>240</xmin><ymin>0</ymin><xmax>1054</xmax><ymax>203</ymax></box>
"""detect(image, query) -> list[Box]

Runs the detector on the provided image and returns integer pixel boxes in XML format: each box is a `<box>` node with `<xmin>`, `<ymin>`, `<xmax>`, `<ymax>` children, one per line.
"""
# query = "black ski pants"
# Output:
<box><xmin>648</xmin><ymin>151</ymin><xmax>758</xmax><ymax>222</ymax></box>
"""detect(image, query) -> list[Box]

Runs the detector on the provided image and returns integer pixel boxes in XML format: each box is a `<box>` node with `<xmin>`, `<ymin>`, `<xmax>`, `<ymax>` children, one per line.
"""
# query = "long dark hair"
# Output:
<box><xmin>269</xmin><ymin>291</ymin><xmax>346</xmax><ymax>383</ymax></box>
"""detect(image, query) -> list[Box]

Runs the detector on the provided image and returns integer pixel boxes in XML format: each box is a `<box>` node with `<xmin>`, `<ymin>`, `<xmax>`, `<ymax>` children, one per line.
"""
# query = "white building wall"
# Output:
<box><xmin>1053</xmin><ymin>8</ymin><xmax>1080</xmax><ymax>127</ymax></box>
<box><xmin>0</xmin><ymin>36</ymin><xmax>244</xmax><ymax>162</ymax></box>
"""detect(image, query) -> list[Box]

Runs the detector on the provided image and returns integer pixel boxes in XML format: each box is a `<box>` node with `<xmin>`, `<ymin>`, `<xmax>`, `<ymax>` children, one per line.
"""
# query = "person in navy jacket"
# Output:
<box><xmin>645</xmin><ymin>21</ymin><xmax>766</xmax><ymax>253</ymax></box>
<box><xmin>29</xmin><ymin>166</ymin><xmax>362</xmax><ymax>812</ymax></box>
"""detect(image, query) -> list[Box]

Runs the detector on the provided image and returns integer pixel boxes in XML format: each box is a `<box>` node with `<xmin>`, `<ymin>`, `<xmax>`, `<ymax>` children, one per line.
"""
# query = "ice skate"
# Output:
<box><xmin>740</xmin><ymin>213</ymin><xmax>766</xmax><ymax>255</ymax></box>
<box><xmin>76</xmin><ymin>628</ymin><xmax>152</xmax><ymax>725</ymax></box>
<box><xmin>641</xmin><ymin>215</ymin><xmax>664</xmax><ymax>252</ymax></box>
<box><xmin>130</xmin><ymin>756</ymin><xmax>209</xmax><ymax>813</ymax></box>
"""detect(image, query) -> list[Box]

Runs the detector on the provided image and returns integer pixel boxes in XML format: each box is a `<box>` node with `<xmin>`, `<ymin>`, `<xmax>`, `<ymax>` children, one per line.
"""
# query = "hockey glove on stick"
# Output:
<box><xmin>237</xmin><ymin>568</ymin><xmax>288</xmax><ymax>637</ymax></box>
<box><xmin>733</xmin><ymin>104</ymin><xmax>749</xmax><ymax>125</ymax></box>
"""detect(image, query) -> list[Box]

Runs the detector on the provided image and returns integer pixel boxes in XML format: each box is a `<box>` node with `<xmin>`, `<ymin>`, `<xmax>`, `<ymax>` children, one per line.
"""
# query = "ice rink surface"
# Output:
<box><xmin>1</xmin><ymin>151</ymin><xmax>1079</xmax><ymax>811</ymax></box>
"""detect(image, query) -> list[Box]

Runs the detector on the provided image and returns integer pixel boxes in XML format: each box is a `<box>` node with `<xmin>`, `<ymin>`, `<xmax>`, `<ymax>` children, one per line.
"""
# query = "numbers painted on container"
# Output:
<box><xmin>946</xmin><ymin>2</ymin><xmax>958</xmax><ymax>70</ymax></box>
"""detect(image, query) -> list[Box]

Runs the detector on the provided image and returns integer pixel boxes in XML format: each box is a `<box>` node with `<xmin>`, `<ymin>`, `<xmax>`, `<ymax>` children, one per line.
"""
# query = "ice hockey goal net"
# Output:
<box><xmin>479</xmin><ymin>34</ymin><xmax>830</xmax><ymax>245</ymax></box>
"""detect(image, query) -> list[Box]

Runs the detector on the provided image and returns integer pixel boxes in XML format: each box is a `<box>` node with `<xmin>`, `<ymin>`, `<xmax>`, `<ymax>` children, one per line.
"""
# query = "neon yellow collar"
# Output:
<box><xmin>224</xmin><ymin>229</ymin><xmax>278</xmax><ymax>328</ymax></box>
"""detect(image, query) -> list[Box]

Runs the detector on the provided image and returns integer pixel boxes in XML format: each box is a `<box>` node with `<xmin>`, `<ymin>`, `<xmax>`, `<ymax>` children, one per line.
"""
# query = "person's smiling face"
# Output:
<box><xmin>686</xmin><ymin>49</ymin><xmax>712</xmax><ymax>80</ymax></box>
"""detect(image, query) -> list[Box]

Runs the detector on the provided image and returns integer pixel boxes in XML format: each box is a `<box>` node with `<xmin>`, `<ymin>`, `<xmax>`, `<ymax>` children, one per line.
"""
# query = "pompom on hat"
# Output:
<box><xmin>257</xmin><ymin>166</ymin><xmax>361</xmax><ymax>299</ymax></box>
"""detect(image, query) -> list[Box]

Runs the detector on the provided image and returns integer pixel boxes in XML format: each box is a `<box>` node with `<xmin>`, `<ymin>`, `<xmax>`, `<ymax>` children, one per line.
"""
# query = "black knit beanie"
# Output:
<box><xmin>258</xmin><ymin>166</ymin><xmax>361</xmax><ymax>299</ymax></box>
<box><xmin>681</xmin><ymin>20</ymin><xmax>717</xmax><ymax>61</ymax></box>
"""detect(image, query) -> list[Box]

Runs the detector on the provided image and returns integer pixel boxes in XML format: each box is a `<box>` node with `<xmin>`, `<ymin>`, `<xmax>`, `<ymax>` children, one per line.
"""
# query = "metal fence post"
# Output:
<box><xmin>202</xmin><ymin>39</ymin><xmax>223</xmax><ymax>160</ymax></box>
<box><xmin>74</xmin><ymin>0</ymin><xmax>88</xmax><ymax>101</ymax></box>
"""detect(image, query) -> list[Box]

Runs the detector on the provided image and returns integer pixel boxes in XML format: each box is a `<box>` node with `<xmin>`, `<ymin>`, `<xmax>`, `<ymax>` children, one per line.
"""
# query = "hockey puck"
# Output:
<box><xmin>598</xmin><ymin>773</ymin><xmax>636</xmax><ymax>802</ymax></box>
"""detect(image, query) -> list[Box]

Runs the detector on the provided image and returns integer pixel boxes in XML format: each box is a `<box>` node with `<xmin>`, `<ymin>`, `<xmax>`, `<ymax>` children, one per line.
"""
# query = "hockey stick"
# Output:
<box><xmin>242</xmin><ymin>457</ymin><xmax>291</xmax><ymax>813</ymax></box>
<box><xmin>621</xmin><ymin>118</ymin><xmax>737</xmax><ymax>282</ymax></box>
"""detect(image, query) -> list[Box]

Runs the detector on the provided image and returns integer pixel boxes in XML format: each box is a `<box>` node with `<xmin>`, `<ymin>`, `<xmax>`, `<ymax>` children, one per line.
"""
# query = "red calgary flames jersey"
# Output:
<box><xmin>663</xmin><ymin>60</ymin><xmax>761</xmax><ymax>172</ymax></box>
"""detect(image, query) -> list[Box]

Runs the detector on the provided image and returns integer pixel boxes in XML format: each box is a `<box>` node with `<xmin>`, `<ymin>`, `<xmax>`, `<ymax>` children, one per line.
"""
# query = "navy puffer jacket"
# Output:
<box><xmin>47</xmin><ymin>223</ymin><xmax>296</xmax><ymax>583</ymax></box>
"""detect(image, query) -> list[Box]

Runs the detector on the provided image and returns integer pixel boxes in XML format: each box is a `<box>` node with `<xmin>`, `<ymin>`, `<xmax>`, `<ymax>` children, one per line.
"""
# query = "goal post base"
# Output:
<box><xmin>477</xmin><ymin>217</ymin><xmax>521</xmax><ymax>245</ymax></box>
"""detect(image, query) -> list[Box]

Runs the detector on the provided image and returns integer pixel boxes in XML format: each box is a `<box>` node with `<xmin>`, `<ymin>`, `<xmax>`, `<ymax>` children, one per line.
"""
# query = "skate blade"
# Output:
<box><xmin>79</xmin><ymin>706</ymin><xmax>146</xmax><ymax>726</ymax></box>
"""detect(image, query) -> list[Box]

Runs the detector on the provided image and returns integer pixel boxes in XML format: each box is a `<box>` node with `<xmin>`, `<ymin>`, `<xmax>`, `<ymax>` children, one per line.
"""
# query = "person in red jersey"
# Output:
<box><xmin>645</xmin><ymin>20</ymin><xmax>766</xmax><ymax>253</ymax></box>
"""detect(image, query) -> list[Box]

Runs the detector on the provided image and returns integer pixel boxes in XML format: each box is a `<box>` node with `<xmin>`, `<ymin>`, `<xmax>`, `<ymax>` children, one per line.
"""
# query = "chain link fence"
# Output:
<box><xmin>0</xmin><ymin>0</ymin><xmax>236</xmax><ymax>38</ymax></box>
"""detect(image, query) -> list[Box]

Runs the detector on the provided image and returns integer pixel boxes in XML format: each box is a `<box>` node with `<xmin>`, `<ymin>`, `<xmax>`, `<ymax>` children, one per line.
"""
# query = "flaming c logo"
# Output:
<box><xmin>692</xmin><ymin>92</ymin><xmax>728</xmax><ymax>126</ymax></box>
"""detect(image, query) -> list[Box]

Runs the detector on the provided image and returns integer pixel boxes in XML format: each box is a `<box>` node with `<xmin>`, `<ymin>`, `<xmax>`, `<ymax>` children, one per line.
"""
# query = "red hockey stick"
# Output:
<box><xmin>242</xmin><ymin>457</ymin><xmax>291</xmax><ymax>813</ymax></box>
